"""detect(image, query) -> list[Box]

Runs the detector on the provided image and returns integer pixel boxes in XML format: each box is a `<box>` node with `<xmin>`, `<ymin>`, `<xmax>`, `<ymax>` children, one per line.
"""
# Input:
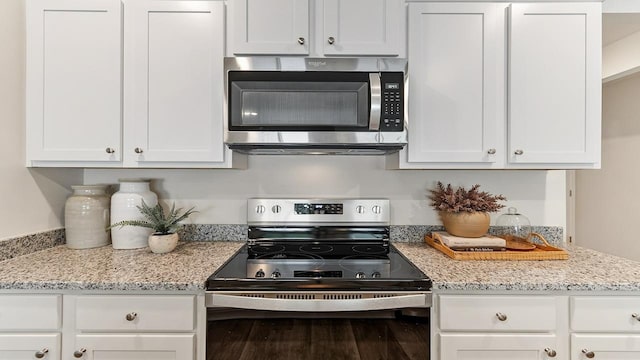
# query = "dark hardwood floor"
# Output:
<box><xmin>207</xmin><ymin>317</ymin><xmax>429</xmax><ymax>360</ymax></box>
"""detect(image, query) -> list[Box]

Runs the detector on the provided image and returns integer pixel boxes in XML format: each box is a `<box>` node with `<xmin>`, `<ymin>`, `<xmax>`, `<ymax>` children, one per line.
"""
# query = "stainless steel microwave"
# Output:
<box><xmin>224</xmin><ymin>57</ymin><xmax>407</xmax><ymax>155</ymax></box>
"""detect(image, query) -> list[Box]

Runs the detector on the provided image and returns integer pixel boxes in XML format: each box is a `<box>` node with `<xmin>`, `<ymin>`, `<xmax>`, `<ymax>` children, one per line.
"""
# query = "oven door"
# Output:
<box><xmin>206</xmin><ymin>291</ymin><xmax>431</xmax><ymax>360</ymax></box>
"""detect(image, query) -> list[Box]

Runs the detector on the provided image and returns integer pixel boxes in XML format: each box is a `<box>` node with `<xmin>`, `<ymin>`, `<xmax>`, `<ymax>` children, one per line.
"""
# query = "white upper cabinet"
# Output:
<box><xmin>26</xmin><ymin>0</ymin><xmax>122</xmax><ymax>165</ymax></box>
<box><xmin>321</xmin><ymin>0</ymin><xmax>403</xmax><ymax>56</ymax></box>
<box><xmin>390</xmin><ymin>1</ymin><xmax>601</xmax><ymax>170</ymax></box>
<box><xmin>227</xmin><ymin>0</ymin><xmax>404</xmax><ymax>57</ymax></box>
<box><xmin>508</xmin><ymin>3</ymin><xmax>601</xmax><ymax>167</ymax></box>
<box><xmin>123</xmin><ymin>0</ymin><xmax>226</xmax><ymax>166</ymax></box>
<box><xmin>228</xmin><ymin>0</ymin><xmax>310</xmax><ymax>55</ymax></box>
<box><xmin>404</xmin><ymin>2</ymin><xmax>503</xmax><ymax>168</ymax></box>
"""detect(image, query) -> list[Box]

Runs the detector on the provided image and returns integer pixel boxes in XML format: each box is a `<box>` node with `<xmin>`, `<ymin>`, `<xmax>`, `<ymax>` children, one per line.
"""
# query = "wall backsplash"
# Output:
<box><xmin>0</xmin><ymin>224</ymin><xmax>564</xmax><ymax>261</ymax></box>
<box><xmin>83</xmin><ymin>156</ymin><xmax>568</xmax><ymax>232</ymax></box>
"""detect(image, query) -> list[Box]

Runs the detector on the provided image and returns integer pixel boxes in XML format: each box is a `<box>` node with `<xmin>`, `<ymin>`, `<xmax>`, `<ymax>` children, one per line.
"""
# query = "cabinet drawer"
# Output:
<box><xmin>572</xmin><ymin>296</ymin><xmax>640</xmax><ymax>332</ymax></box>
<box><xmin>75</xmin><ymin>295</ymin><xmax>195</xmax><ymax>331</ymax></box>
<box><xmin>439</xmin><ymin>295</ymin><xmax>557</xmax><ymax>331</ymax></box>
<box><xmin>0</xmin><ymin>295</ymin><xmax>61</xmax><ymax>330</ymax></box>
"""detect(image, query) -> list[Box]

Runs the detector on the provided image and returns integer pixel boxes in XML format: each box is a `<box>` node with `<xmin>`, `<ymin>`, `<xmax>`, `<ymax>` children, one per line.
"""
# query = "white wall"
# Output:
<box><xmin>0</xmin><ymin>0</ymin><xmax>82</xmax><ymax>240</ymax></box>
<box><xmin>576</xmin><ymin>73</ymin><xmax>640</xmax><ymax>260</ymax></box>
<box><xmin>85</xmin><ymin>162</ymin><xmax>567</xmax><ymax>230</ymax></box>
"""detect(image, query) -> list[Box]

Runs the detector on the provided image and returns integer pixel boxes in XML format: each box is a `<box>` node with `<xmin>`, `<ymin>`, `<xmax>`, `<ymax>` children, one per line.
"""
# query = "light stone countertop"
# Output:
<box><xmin>393</xmin><ymin>242</ymin><xmax>640</xmax><ymax>292</ymax></box>
<box><xmin>0</xmin><ymin>241</ymin><xmax>244</xmax><ymax>291</ymax></box>
<box><xmin>1</xmin><ymin>240</ymin><xmax>640</xmax><ymax>293</ymax></box>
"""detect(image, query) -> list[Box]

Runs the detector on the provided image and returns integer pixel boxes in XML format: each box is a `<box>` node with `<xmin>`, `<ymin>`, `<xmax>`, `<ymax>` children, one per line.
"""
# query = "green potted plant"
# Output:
<box><xmin>108</xmin><ymin>200</ymin><xmax>196</xmax><ymax>253</ymax></box>
<box><xmin>428</xmin><ymin>181</ymin><xmax>506</xmax><ymax>237</ymax></box>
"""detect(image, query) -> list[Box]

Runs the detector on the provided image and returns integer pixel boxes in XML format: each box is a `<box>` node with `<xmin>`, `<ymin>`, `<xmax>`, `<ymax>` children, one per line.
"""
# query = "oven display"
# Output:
<box><xmin>294</xmin><ymin>203</ymin><xmax>343</xmax><ymax>215</ymax></box>
<box><xmin>294</xmin><ymin>270</ymin><xmax>343</xmax><ymax>278</ymax></box>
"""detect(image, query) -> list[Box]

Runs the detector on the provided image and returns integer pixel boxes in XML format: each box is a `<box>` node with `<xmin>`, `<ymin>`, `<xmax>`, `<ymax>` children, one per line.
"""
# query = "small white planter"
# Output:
<box><xmin>148</xmin><ymin>233</ymin><xmax>179</xmax><ymax>254</ymax></box>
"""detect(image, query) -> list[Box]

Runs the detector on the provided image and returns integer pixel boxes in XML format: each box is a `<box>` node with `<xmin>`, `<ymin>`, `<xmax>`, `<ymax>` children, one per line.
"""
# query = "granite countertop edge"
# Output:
<box><xmin>1</xmin><ymin>240</ymin><xmax>640</xmax><ymax>293</ymax></box>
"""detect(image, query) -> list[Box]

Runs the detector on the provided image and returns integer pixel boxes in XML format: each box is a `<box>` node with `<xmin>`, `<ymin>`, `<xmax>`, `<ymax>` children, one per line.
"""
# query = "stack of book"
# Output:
<box><xmin>431</xmin><ymin>231</ymin><xmax>506</xmax><ymax>252</ymax></box>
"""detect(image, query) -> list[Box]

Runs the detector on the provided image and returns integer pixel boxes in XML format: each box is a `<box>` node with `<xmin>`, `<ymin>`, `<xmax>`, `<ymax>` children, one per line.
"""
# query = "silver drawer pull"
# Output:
<box><xmin>328</xmin><ymin>36</ymin><xmax>335</xmax><ymax>45</ymax></box>
<box><xmin>134</xmin><ymin>147</ymin><xmax>144</xmax><ymax>154</ymax></box>
<box><xmin>632</xmin><ymin>313</ymin><xmax>640</xmax><ymax>321</ymax></box>
<box><xmin>582</xmin><ymin>349</ymin><xmax>595</xmax><ymax>358</ymax></box>
<box><xmin>297</xmin><ymin>37</ymin><xmax>305</xmax><ymax>45</ymax></box>
<box><xmin>514</xmin><ymin>149</ymin><xmax>524</xmax><ymax>155</ymax></box>
<box><xmin>105</xmin><ymin>147</ymin><xmax>115</xmax><ymax>154</ymax></box>
<box><xmin>544</xmin><ymin>348</ymin><xmax>556</xmax><ymax>358</ymax></box>
<box><xmin>496</xmin><ymin>312</ymin><xmax>507</xmax><ymax>321</ymax></box>
<box><xmin>487</xmin><ymin>148</ymin><xmax>496</xmax><ymax>155</ymax></box>
<box><xmin>125</xmin><ymin>312</ymin><xmax>137</xmax><ymax>321</ymax></box>
<box><xmin>35</xmin><ymin>348</ymin><xmax>49</xmax><ymax>359</ymax></box>
<box><xmin>73</xmin><ymin>348</ymin><xmax>86</xmax><ymax>358</ymax></box>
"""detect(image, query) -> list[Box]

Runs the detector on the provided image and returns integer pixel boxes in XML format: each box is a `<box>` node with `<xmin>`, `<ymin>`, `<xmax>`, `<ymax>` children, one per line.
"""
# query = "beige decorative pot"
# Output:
<box><xmin>439</xmin><ymin>211</ymin><xmax>490</xmax><ymax>238</ymax></box>
<box><xmin>148</xmin><ymin>232</ymin><xmax>179</xmax><ymax>254</ymax></box>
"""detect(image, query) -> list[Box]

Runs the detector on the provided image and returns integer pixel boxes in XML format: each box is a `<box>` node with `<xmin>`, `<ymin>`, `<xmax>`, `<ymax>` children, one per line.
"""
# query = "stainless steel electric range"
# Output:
<box><xmin>205</xmin><ymin>198</ymin><xmax>431</xmax><ymax>310</ymax></box>
<box><xmin>205</xmin><ymin>199</ymin><xmax>432</xmax><ymax>360</ymax></box>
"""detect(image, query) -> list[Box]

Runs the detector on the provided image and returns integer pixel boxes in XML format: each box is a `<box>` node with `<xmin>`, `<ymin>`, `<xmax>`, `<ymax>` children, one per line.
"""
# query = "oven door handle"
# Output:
<box><xmin>368</xmin><ymin>73</ymin><xmax>381</xmax><ymax>131</ymax></box>
<box><xmin>206</xmin><ymin>293</ymin><xmax>430</xmax><ymax>312</ymax></box>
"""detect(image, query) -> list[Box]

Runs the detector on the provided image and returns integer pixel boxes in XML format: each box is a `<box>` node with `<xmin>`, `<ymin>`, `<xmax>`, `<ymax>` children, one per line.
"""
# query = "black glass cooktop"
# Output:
<box><xmin>206</xmin><ymin>244</ymin><xmax>431</xmax><ymax>292</ymax></box>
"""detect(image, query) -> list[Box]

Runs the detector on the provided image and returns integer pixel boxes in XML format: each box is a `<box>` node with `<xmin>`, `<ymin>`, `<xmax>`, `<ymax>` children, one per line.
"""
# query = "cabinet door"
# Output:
<box><xmin>508</xmin><ymin>3</ymin><xmax>601</xmax><ymax>166</ymax></box>
<box><xmin>72</xmin><ymin>334</ymin><xmax>194</xmax><ymax>360</ymax></box>
<box><xmin>0</xmin><ymin>334</ymin><xmax>61</xmax><ymax>360</ymax></box>
<box><xmin>571</xmin><ymin>334</ymin><xmax>640</xmax><ymax>359</ymax></box>
<box><xmin>124</xmin><ymin>0</ymin><xmax>225</xmax><ymax>166</ymax></box>
<box><xmin>406</xmin><ymin>3</ymin><xmax>503</xmax><ymax>167</ymax></box>
<box><xmin>440</xmin><ymin>333</ymin><xmax>559</xmax><ymax>360</ymax></box>
<box><xmin>26</xmin><ymin>0</ymin><xmax>122</xmax><ymax>165</ymax></box>
<box><xmin>228</xmin><ymin>0</ymin><xmax>309</xmax><ymax>55</ymax></box>
<box><xmin>322</xmin><ymin>0</ymin><xmax>402</xmax><ymax>56</ymax></box>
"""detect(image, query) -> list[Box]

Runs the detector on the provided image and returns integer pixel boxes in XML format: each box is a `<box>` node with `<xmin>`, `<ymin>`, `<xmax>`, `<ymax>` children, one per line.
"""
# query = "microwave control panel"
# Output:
<box><xmin>380</xmin><ymin>72</ymin><xmax>404</xmax><ymax>132</ymax></box>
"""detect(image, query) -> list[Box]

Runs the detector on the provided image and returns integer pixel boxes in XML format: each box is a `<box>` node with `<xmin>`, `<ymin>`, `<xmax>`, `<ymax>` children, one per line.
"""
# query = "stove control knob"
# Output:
<box><xmin>271</xmin><ymin>271</ymin><xmax>281</xmax><ymax>279</ymax></box>
<box><xmin>356</xmin><ymin>205</ymin><xmax>365</xmax><ymax>214</ymax></box>
<box><xmin>371</xmin><ymin>272</ymin><xmax>381</xmax><ymax>278</ymax></box>
<box><xmin>272</xmin><ymin>205</ymin><xmax>282</xmax><ymax>214</ymax></box>
<box><xmin>255</xmin><ymin>269</ymin><xmax>265</xmax><ymax>278</ymax></box>
<box><xmin>372</xmin><ymin>205</ymin><xmax>381</xmax><ymax>214</ymax></box>
<box><xmin>355</xmin><ymin>272</ymin><xmax>366</xmax><ymax>279</ymax></box>
<box><xmin>256</xmin><ymin>205</ymin><xmax>266</xmax><ymax>214</ymax></box>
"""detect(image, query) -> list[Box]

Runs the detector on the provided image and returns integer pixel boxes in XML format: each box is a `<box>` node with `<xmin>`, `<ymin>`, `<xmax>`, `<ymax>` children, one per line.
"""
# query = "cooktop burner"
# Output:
<box><xmin>207</xmin><ymin>244</ymin><xmax>431</xmax><ymax>292</ymax></box>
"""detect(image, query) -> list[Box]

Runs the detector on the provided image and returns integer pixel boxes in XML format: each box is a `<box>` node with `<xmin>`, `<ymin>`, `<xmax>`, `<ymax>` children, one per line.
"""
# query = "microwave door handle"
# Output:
<box><xmin>369</xmin><ymin>73</ymin><xmax>382</xmax><ymax>131</ymax></box>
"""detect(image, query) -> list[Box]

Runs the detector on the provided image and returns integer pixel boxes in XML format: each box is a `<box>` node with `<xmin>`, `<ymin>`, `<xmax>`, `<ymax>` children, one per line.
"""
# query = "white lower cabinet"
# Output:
<box><xmin>0</xmin><ymin>295</ymin><xmax>62</xmax><ymax>359</ymax></box>
<box><xmin>71</xmin><ymin>334</ymin><xmax>194</xmax><ymax>359</ymax></box>
<box><xmin>570</xmin><ymin>296</ymin><xmax>640</xmax><ymax>359</ymax></box>
<box><xmin>64</xmin><ymin>295</ymin><xmax>199</xmax><ymax>360</ymax></box>
<box><xmin>0</xmin><ymin>334</ymin><xmax>61</xmax><ymax>360</ymax></box>
<box><xmin>440</xmin><ymin>333</ymin><xmax>559</xmax><ymax>360</ymax></box>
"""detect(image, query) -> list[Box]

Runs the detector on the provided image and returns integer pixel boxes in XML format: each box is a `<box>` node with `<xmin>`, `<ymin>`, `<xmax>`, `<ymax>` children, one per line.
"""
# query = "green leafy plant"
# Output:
<box><xmin>428</xmin><ymin>181</ymin><xmax>506</xmax><ymax>213</ymax></box>
<box><xmin>108</xmin><ymin>200</ymin><xmax>197</xmax><ymax>235</ymax></box>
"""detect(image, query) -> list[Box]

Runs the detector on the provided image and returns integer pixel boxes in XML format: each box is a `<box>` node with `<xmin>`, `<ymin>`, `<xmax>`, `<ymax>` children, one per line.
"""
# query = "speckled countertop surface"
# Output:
<box><xmin>1</xmin><ymin>240</ymin><xmax>640</xmax><ymax>293</ymax></box>
<box><xmin>394</xmin><ymin>242</ymin><xmax>640</xmax><ymax>292</ymax></box>
<box><xmin>0</xmin><ymin>241</ymin><xmax>243</xmax><ymax>291</ymax></box>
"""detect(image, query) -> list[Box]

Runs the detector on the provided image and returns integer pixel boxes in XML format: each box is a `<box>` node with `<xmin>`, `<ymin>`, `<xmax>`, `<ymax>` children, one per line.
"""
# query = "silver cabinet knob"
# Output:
<box><xmin>35</xmin><ymin>348</ymin><xmax>49</xmax><ymax>359</ymax></box>
<box><xmin>582</xmin><ymin>349</ymin><xmax>595</xmax><ymax>358</ymax></box>
<box><xmin>544</xmin><ymin>348</ymin><xmax>557</xmax><ymax>358</ymax></box>
<box><xmin>328</xmin><ymin>36</ymin><xmax>335</xmax><ymax>45</ymax></box>
<box><xmin>496</xmin><ymin>312</ymin><xmax>507</xmax><ymax>321</ymax></box>
<box><xmin>105</xmin><ymin>147</ymin><xmax>115</xmax><ymax>154</ymax></box>
<box><xmin>73</xmin><ymin>348</ymin><xmax>86</xmax><ymax>358</ymax></box>
<box><xmin>514</xmin><ymin>149</ymin><xmax>524</xmax><ymax>155</ymax></box>
<box><xmin>487</xmin><ymin>148</ymin><xmax>496</xmax><ymax>155</ymax></box>
<box><xmin>632</xmin><ymin>313</ymin><xmax>640</xmax><ymax>321</ymax></box>
<box><xmin>125</xmin><ymin>312</ymin><xmax>137</xmax><ymax>321</ymax></box>
<box><xmin>134</xmin><ymin>147</ymin><xmax>144</xmax><ymax>154</ymax></box>
<box><xmin>297</xmin><ymin>37</ymin><xmax>305</xmax><ymax>45</ymax></box>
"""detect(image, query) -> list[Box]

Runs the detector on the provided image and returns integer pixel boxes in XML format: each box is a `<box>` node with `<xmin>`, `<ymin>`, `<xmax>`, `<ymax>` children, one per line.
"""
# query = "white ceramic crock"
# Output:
<box><xmin>110</xmin><ymin>179</ymin><xmax>158</xmax><ymax>249</ymax></box>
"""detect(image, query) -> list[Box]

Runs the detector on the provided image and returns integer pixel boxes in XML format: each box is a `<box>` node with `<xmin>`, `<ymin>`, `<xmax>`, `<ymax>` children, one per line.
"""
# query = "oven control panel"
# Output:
<box><xmin>248</xmin><ymin>198</ymin><xmax>389</xmax><ymax>225</ymax></box>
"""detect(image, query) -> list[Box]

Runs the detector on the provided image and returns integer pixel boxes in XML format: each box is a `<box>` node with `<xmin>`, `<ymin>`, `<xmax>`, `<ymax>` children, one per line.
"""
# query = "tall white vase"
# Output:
<box><xmin>110</xmin><ymin>179</ymin><xmax>158</xmax><ymax>249</ymax></box>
